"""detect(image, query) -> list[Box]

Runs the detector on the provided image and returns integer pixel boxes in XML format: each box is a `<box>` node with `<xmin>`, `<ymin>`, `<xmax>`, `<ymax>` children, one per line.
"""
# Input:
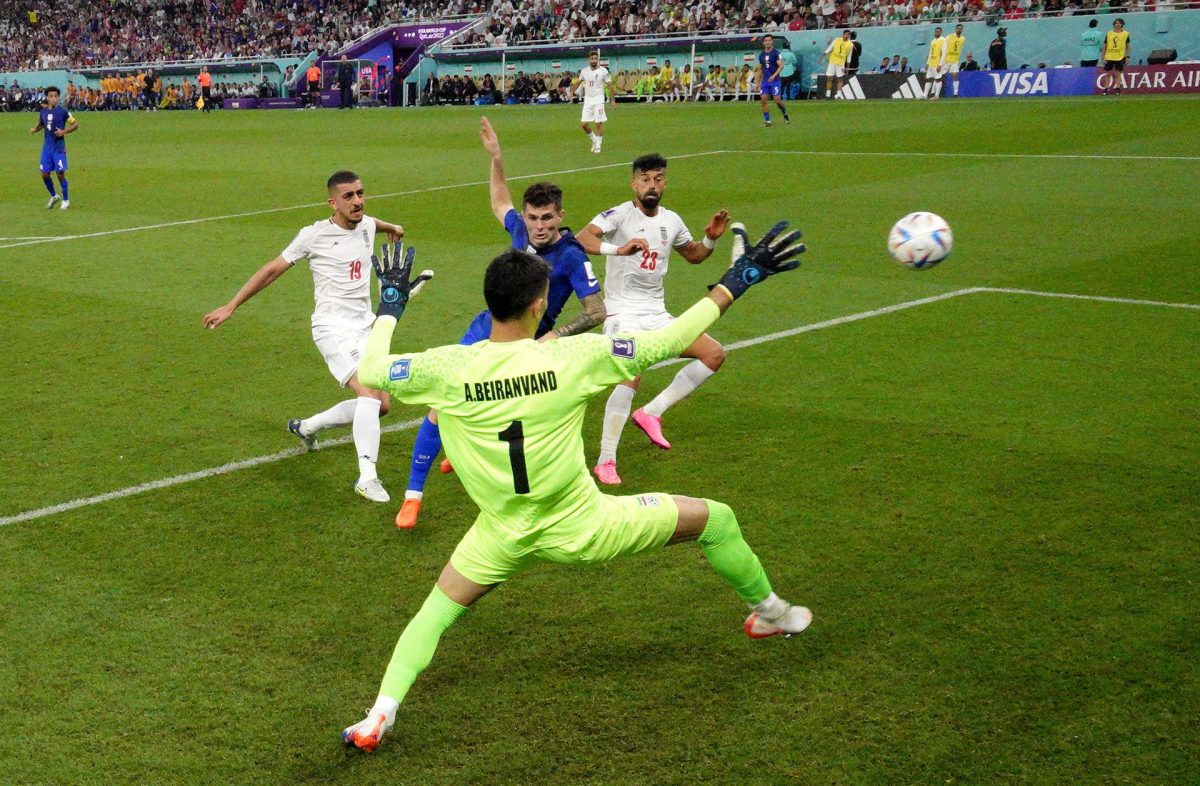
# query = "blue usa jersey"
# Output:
<box><xmin>758</xmin><ymin>49</ymin><xmax>781</xmax><ymax>78</ymax></box>
<box><xmin>39</xmin><ymin>106</ymin><xmax>72</xmax><ymax>153</ymax></box>
<box><xmin>459</xmin><ymin>210</ymin><xmax>601</xmax><ymax>344</ymax></box>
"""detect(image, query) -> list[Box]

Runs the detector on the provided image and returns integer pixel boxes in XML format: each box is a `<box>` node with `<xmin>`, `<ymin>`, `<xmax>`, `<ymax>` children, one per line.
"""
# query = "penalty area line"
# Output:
<box><xmin>3</xmin><ymin>284</ymin><xmax>1197</xmax><ymax>528</ymax></box>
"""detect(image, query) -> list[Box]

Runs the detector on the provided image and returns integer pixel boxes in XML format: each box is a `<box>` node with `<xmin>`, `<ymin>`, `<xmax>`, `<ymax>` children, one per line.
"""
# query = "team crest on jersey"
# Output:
<box><xmin>636</xmin><ymin>495</ymin><xmax>661</xmax><ymax>507</ymax></box>
<box><xmin>610</xmin><ymin>338</ymin><xmax>636</xmax><ymax>359</ymax></box>
<box><xmin>389</xmin><ymin>359</ymin><xmax>411</xmax><ymax>381</ymax></box>
<box><xmin>361</xmin><ymin>229</ymin><xmax>369</xmax><ymax>245</ymax></box>
<box><xmin>660</xmin><ymin>227</ymin><xmax>668</xmax><ymax>243</ymax></box>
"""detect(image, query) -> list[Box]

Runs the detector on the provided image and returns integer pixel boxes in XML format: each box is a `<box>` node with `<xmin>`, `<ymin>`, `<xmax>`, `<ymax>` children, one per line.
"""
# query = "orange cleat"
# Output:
<box><xmin>395</xmin><ymin>498</ymin><xmax>421</xmax><ymax>530</ymax></box>
<box><xmin>744</xmin><ymin>605</ymin><xmax>813</xmax><ymax>639</ymax></box>
<box><xmin>440</xmin><ymin>458</ymin><xmax>454</xmax><ymax>474</ymax></box>
<box><xmin>342</xmin><ymin>711</ymin><xmax>391</xmax><ymax>752</ymax></box>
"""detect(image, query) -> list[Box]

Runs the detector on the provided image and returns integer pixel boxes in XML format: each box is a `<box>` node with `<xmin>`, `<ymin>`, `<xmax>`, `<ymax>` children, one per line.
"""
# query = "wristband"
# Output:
<box><xmin>702</xmin><ymin>235</ymin><xmax>717</xmax><ymax>250</ymax></box>
<box><xmin>600</xmin><ymin>242</ymin><xmax>619</xmax><ymax>256</ymax></box>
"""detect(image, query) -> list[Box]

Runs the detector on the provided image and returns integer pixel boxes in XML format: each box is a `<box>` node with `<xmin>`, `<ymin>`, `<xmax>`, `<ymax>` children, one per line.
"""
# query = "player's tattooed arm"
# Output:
<box><xmin>677</xmin><ymin>209</ymin><xmax>730</xmax><ymax>264</ymax></box>
<box><xmin>543</xmin><ymin>293</ymin><xmax>607</xmax><ymax>340</ymax></box>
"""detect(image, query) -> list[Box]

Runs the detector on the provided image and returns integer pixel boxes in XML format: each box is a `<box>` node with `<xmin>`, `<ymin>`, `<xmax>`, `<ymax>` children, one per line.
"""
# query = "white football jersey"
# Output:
<box><xmin>282</xmin><ymin>216</ymin><xmax>377</xmax><ymax>330</ymax></box>
<box><xmin>590</xmin><ymin>201</ymin><xmax>693</xmax><ymax>313</ymax></box>
<box><xmin>578</xmin><ymin>65</ymin><xmax>611</xmax><ymax>103</ymax></box>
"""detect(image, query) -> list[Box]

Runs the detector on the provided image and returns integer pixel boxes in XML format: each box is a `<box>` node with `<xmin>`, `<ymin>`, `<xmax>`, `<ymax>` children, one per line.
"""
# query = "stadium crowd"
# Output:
<box><xmin>2</xmin><ymin>0</ymin><xmax>1180</xmax><ymax>72</ymax></box>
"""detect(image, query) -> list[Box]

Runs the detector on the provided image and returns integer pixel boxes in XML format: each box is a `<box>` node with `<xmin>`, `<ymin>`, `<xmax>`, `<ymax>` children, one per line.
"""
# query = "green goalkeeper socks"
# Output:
<box><xmin>697</xmin><ymin>500</ymin><xmax>773</xmax><ymax>606</ymax></box>
<box><xmin>379</xmin><ymin>585</ymin><xmax>468</xmax><ymax>704</ymax></box>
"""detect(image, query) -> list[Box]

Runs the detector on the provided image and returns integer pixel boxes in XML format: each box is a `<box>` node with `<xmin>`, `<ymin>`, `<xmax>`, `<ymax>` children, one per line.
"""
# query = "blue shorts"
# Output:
<box><xmin>761</xmin><ymin>80</ymin><xmax>782</xmax><ymax>98</ymax></box>
<box><xmin>460</xmin><ymin>310</ymin><xmax>492</xmax><ymax>345</ymax></box>
<box><xmin>40</xmin><ymin>148</ymin><xmax>67</xmax><ymax>173</ymax></box>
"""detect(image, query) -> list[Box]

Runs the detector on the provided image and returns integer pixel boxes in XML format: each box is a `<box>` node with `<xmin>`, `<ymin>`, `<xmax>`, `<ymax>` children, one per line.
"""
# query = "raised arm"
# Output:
<box><xmin>675</xmin><ymin>209</ymin><xmax>730</xmax><ymax>264</ymax></box>
<box><xmin>480</xmin><ymin>116</ymin><xmax>514</xmax><ymax>223</ymax></box>
<box><xmin>203</xmin><ymin>255</ymin><xmax>291</xmax><ymax>329</ymax></box>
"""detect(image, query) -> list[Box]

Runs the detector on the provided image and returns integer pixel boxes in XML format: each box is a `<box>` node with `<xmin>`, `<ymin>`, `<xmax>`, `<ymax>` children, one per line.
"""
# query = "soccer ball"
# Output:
<box><xmin>887</xmin><ymin>212</ymin><xmax>953</xmax><ymax>270</ymax></box>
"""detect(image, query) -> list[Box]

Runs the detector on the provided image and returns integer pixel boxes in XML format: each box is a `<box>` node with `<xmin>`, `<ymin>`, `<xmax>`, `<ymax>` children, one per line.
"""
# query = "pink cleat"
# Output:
<box><xmin>593</xmin><ymin>461</ymin><xmax>621</xmax><ymax>485</ymax></box>
<box><xmin>631</xmin><ymin>408</ymin><xmax>671</xmax><ymax>450</ymax></box>
<box><xmin>744</xmin><ymin>604</ymin><xmax>813</xmax><ymax>639</ymax></box>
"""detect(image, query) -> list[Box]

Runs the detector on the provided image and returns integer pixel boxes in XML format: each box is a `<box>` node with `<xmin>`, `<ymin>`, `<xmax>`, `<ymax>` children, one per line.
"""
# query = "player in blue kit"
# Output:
<box><xmin>29</xmin><ymin>86</ymin><xmax>78</xmax><ymax>209</ymax></box>
<box><xmin>756</xmin><ymin>34</ymin><xmax>790</xmax><ymax>127</ymax></box>
<box><xmin>395</xmin><ymin>117</ymin><xmax>612</xmax><ymax>530</ymax></box>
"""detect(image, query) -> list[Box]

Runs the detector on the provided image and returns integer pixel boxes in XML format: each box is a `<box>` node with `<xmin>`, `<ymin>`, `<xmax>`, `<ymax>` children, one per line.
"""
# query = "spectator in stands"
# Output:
<box><xmin>897</xmin><ymin>57</ymin><xmax>912</xmax><ymax>73</ymax></box>
<box><xmin>874</xmin><ymin>56</ymin><xmax>892</xmax><ymax>73</ymax></box>
<box><xmin>481</xmin><ymin>73</ymin><xmax>500</xmax><ymax>103</ymax></box>
<box><xmin>961</xmin><ymin>52</ymin><xmax>981</xmax><ymax>70</ymax></box>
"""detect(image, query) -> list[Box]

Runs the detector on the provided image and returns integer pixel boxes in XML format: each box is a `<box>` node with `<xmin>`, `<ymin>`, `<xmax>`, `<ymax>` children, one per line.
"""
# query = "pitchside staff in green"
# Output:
<box><xmin>342</xmin><ymin>222</ymin><xmax>810</xmax><ymax>753</ymax></box>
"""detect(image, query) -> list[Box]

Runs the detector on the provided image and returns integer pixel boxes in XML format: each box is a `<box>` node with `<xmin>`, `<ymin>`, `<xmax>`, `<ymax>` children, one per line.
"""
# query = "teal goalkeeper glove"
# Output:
<box><xmin>371</xmin><ymin>243</ymin><xmax>434</xmax><ymax>319</ymax></box>
<box><xmin>711</xmin><ymin>220</ymin><xmax>805</xmax><ymax>300</ymax></box>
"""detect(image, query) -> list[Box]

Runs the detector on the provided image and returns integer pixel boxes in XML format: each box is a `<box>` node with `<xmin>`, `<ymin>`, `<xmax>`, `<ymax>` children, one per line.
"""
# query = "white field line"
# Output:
<box><xmin>741</xmin><ymin>149</ymin><xmax>1200</xmax><ymax>162</ymax></box>
<box><xmin>2</xmin><ymin>285</ymin><xmax>1197</xmax><ymax>528</ymax></box>
<box><xmin>0</xmin><ymin>150</ymin><xmax>730</xmax><ymax>252</ymax></box>
<box><xmin>0</xmin><ymin>236</ymin><xmax>58</xmax><ymax>240</ymax></box>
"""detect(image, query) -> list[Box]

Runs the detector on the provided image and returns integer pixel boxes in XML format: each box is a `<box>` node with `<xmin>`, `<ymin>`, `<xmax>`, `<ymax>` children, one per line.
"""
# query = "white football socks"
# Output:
<box><xmin>353</xmin><ymin>397</ymin><xmax>382</xmax><ymax>481</ymax></box>
<box><xmin>643</xmin><ymin>360</ymin><xmax>716</xmax><ymax>418</ymax></box>
<box><xmin>597</xmin><ymin>384</ymin><xmax>636</xmax><ymax>464</ymax></box>
<box><xmin>752</xmin><ymin>591</ymin><xmax>787</xmax><ymax>618</ymax></box>
<box><xmin>301</xmin><ymin>399</ymin><xmax>358</xmax><ymax>434</ymax></box>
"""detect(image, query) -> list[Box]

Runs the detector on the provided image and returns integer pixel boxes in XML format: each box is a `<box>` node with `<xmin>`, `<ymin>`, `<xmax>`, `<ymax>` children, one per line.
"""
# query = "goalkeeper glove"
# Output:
<box><xmin>371</xmin><ymin>243</ymin><xmax>434</xmax><ymax>319</ymax></box>
<box><xmin>711</xmin><ymin>220</ymin><xmax>805</xmax><ymax>300</ymax></box>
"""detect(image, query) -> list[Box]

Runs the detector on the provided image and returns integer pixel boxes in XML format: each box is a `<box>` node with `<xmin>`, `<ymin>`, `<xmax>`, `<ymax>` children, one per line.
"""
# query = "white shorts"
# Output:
<box><xmin>603</xmin><ymin>310</ymin><xmax>674</xmax><ymax>335</ymax></box>
<box><xmin>927</xmin><ymin>64</ymin><xmax>947</xmax><ymax>78</ymax></box>
<box><xmin>312</xmin><ymin>324</ymin><xmax>370</xmax><ymax>387</ymax></box>
<box><xmin>946</xmin><ymin>61</ymin><xmax>960</xmax><ymax>74</ymax></box>
<box><xmin>581</xmin><ymin>102</ymin><xmax>607</xmax><ymax>123</ymax></box>
<box><xmin>825</xmin><ymin>63</ymin><xmax>846</xmax><ymax>78</ymax></box>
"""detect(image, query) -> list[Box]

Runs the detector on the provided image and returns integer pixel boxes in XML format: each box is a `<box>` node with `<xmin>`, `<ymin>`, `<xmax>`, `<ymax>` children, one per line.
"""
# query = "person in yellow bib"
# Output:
<box><xmin>945</xmin><ymin>24</ymin><xmax>966</xmax><ymax>97</ymax></box>
<box><xmin>924</xmin><ymin>26</ymin><xmax>948</xmax><ymax>100</ymax></box>
<box><xmin>820</xmin><ymin>29</ymin><xmax>854</xmax><ymax>99</ymax></box>
<box><xmin>1101</xmin><ymin>18</ymin><xmax>1131</xmax><ymax>95</ymax></box>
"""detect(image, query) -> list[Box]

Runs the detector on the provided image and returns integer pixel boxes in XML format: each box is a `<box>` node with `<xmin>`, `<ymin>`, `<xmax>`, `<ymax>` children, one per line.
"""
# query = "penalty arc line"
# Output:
<box><xmin>2</xmin><ymin>285</ymin><xmax>1197</xmax><ymax>528</ymax></box>
<box><xmin>0</xmin><ymin>150</ymin><xmax>731</xmax><ymax>252</ymax></box>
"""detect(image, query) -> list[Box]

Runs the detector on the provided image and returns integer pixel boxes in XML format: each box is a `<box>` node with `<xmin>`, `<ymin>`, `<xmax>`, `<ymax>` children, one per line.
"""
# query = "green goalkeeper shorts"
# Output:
<box><xmin>450</xmin><ymin>492</ymin><xmax>679</xmax><ymax>585</ymax></box>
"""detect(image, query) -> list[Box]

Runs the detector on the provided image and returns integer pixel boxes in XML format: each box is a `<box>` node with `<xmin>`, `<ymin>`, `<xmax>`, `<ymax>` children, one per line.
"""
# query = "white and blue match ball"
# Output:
<box><xmin>887</xmin><ymin>212</ymin><xmax>953</xmax><ymax>270</ymax></box>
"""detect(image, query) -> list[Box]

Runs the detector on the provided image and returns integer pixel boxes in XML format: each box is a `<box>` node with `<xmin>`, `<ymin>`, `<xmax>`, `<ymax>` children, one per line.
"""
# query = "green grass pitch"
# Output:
<box><xmin>1</xmin><ymin>96</ymin><xmax>1198</xmax><ymax>785</ymax></box>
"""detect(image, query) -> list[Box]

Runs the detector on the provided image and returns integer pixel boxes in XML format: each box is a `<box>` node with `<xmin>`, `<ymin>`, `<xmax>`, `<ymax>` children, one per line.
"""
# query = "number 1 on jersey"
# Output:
<box><xmin>498</xmin><ymin>420</ymin><xmax>530</xmax><ymax>494</ymax></box>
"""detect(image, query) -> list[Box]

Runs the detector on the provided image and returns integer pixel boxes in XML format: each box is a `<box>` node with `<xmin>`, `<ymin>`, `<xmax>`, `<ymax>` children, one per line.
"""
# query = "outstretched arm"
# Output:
<box><xmin>676</xmin><ymin>209</ymin><xmax>730</xmax><ymax>264</ymax></box>
<box><xmin>480</xmin><ymin>116</ymin><xmax>514</xmax><ymax>223</ymax></box>
<box><xmin>577</xmin><ymin>223</ymin><xmax>650</xmax><ymax>257</ymax></box>
<box><xmin>541</xmin><ymin>292</ymin><xmax>607</xmax><ymax>341</ymax></box>
<box><xmin>203</xmin><ymin>256</ymin><xmax>291</xmax><ymax>329</ymax></box>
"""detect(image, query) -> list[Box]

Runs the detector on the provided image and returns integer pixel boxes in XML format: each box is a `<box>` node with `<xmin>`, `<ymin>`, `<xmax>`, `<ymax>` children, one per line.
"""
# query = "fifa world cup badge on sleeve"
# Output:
<box><xmin>610</xmin><ymin>338</ymin><xmax>636</xmax><ymax>359</ymax></box>
<box><xmin>389</xmin><ymin>359</ymin><xmax>411</xmax><ymax>381</ymax></box>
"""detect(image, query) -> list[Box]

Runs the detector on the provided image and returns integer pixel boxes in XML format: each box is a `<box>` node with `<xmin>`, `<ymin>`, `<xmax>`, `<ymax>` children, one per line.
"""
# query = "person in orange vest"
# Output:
<box><xmin>306</xmin><ymin>63</ymin><xmax>322</xmax><ymax>108</ymax></box>
<box><xmin>197</xmin><ymin>66</ymin><xmax>213</xmax><ymax>113</ymax></box>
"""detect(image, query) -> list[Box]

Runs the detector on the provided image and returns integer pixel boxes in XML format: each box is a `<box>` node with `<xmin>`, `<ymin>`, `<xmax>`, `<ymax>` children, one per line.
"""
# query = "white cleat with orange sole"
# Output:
<box><xmin>744</xmin><ymin>604</ymin><xmax>813</xmax><ymax>639</ymax></box>
<box><xmin>343</xmin><ymin>711</ymin><xmax>392</xmax><ymax>752</ymax></box>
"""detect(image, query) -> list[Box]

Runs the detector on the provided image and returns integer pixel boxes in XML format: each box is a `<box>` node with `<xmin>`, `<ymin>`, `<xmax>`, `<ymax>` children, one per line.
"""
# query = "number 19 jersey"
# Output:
<box><xmin>591</xmin><ymin>201</ymin><xmax>693</xmax><ymax>315</ymax></box>
<box><xmin>282</xmin><ymin>217</ymin><xmax>377</xmax><ymax>330</ymax></box>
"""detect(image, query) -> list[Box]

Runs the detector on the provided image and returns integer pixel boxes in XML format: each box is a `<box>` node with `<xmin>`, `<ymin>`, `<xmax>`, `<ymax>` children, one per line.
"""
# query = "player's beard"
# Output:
<box><xmin>638</xmin><ymin>191</ymin><xmax>661</xmax><ymax>211</ymax></box>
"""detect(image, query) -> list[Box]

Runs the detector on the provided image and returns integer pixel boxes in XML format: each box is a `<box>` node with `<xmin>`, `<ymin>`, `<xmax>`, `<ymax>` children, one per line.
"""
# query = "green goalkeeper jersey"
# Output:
<box><xmin>359</xmin><ymin>298</ymin><xmax>720</xmax><ymax>547</ymax></box>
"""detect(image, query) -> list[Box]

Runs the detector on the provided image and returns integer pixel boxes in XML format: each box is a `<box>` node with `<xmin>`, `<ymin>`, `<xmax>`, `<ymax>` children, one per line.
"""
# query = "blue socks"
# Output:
<box><xmin>60</xmin><ymin>177</ymin><xmax>69</xmax><ymax>201</ymax></box>
<box><xmin>43</xmin><ymin>176</ymin><xmax>56</xmax><ymax>197</ymax></box>
<box><xmin>407</xmin><ymin>416</ymin><xmax>443</xmax><ymax>494</ymax></box>
<box><xmin>763</xmin><ymin>111</ymin><xmax>770</xmax><ymax>123</ymax></box>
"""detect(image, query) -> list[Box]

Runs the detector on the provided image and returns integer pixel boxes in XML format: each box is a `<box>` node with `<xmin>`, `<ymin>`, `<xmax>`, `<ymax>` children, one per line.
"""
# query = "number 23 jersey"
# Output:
<box><xmin>590</xmin><ymin>201</ymin><xmax>693</xmax><ymax>314</ymax></box>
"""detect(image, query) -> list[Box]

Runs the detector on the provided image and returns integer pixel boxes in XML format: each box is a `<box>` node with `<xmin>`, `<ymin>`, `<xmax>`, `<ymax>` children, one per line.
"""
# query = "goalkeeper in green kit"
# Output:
<box><xmin>343</xmin><ymin>221</ymin><xmax>810</xmax><ymax>752</ymax></box>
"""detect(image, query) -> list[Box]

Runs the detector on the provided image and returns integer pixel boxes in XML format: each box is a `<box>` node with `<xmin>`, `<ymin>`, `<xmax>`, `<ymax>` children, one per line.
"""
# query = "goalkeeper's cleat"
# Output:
<box><xmin>631</xmin><ymin>408</ymin><xmax>671</xmax><ymax>450</ymax></box>
<box><xmin>46</xmin><ymin>194</ymin><xmax>62</xmax><ymax>209</ymax></box>
<box><xmin>440</xmin><ymin>458</ymin><xmax>454</xmax><ymax>474</ymax></box>
<box><xmin>395</xmin><ymin>497</ymin><xmax>420</xmax><ymax>530</ymax></box>
<box><xmin>342</xmin><ymin>711</ymin><xmax>392</xmax><ymax>752</ymax></box>
<box><xmin>288</xmin><ymin>418</ymin><xmax>317</xmax><ymax>451</ymax></box>
<box><xmin>593</xmin><ymin>461</ymin><xmax>621</xmax><ymax>486</ymax></box>
<box><xmin>60</xmin><ymin>200</ymin><xmax>70</xmax><ymax>210</ymax></box>
<box><xmin>355</xmin><ymin>477</ymin><xmax>390</xmax><ymax>503</ymax></box>
<box><xmin>744</xmin><ymin>604</ymin><xmax>813</xmax><ymax>639</ymax></box>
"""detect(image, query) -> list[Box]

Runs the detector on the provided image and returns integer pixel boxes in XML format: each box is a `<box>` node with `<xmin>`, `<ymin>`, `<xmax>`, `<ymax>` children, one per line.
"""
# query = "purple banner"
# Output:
<box><xmin>1111</xmin><ymin>63</ymin><xmax>1200</xmax><ymax>94</ymax></box>
<box><xmin>392</xmin><ymin>21</ymin><xmax>473</xmax><ymax>47</ymax></box>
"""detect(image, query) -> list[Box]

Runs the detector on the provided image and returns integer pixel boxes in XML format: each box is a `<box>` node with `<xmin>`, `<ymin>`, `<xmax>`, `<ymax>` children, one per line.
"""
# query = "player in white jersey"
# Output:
<box><xmin>203</xmin><ymin>171</ymin><xmax>409</xmax><ymax>502</ymax></box>
<box><xmin>576</xmin><ymin>154</ymin><xmax>730</xmax><ymax>485</ymax></box>
<box><xmin>577</xmin><ymin>50</ymin><xmax>614</xmax><ymax>154</ymax></box>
